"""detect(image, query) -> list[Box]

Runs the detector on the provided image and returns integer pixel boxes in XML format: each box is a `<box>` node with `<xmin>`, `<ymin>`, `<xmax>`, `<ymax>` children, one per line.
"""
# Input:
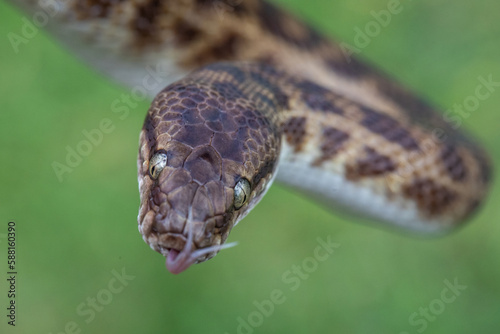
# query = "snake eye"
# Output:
<box><xmin>234</xmin><ymin>178</ymin><xmax>251</xmax><ymax>210</ymax></box>
<box><xmin>149</xmin><ymin>152</ymin><xmax>167</xmax><ymax>180</ymax></box>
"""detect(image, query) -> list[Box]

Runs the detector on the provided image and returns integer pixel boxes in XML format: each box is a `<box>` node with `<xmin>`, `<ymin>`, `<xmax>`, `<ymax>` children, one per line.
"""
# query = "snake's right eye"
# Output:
<box><xmin>149</xmin><ymin>152</ymin><xmax>168</xmax><ymax>180</ymax></box>
<box><xmin>234</xmin><ymin>178</ymin><xmax>251</xmax><ymax>210</ymax></box>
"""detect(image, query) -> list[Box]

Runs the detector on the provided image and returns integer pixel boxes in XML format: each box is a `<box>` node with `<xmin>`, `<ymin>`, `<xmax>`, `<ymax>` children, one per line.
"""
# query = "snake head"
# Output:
<box><xmin>137</xmin><ymin>69</ymin><xmax>280</xmax><ymax>274</ymax></box>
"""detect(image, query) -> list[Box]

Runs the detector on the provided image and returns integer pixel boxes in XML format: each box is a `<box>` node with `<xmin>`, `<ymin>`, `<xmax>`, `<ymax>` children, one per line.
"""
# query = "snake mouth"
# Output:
<box><xmin>161</xmin><ymin>209</ymin><xmax>238</xmax><ymax>274</ymax></box>
<box><xmin>164</xmin><ymin>239</ymin><xmax>238</xmax><ymax>274</ymax></box>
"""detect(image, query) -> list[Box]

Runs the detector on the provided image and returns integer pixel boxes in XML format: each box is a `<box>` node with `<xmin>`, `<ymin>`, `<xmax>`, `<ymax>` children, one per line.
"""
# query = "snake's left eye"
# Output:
<box><xmin>234</xmin><ymin>178</ymin><xmax>251</xmax><ymax>210</ymax></box>
<box><xmin>149</xmin><ymin>152</ymin><xmax>167</xmax><ymax>179</ymax></box>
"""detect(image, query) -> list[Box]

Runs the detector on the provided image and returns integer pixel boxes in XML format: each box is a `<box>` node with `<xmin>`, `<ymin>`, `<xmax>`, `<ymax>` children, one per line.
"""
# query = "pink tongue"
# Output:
<box><xmin>166</xmin><ymin>250</ymin><xmax>180</xmax><ymax>273</ymax></box>
<box><xmin>167</xmin><ymin>249</ymin><xmax>179</xmax><ymax>262</ymax></box>
<box><xmin>166</xmin><ymin>249</ymin><xmax>193</xmax><ymax>275</ymax></box>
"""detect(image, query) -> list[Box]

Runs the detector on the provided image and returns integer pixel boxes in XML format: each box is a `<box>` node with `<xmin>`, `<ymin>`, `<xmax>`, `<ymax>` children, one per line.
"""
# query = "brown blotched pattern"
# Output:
<box><xmin>360</xmin><ymin>106</ymin><xmax>419</xmax><ymax>151</ymax></box>
<box><xmin>283</xmin><ymin>117</ymin><xmax>307</xmax><ymax>150</ymax></box>
<box><xmin>258</xmin><ymin>1</ymin><xmax>324</xmax><ymax>49</ymax></box>
<box><xmin>346</xmin><ymin>147</ymin><xmax>396</xmax><ymax>180</ymax></box>
<box><xmin>403</xmin><ymin>178</ymin><xmax>457</xmax><ymax>216</ymax></box>
<box><xmin>325</xmin><ymin>56</ymin><xmax>373</xmax><ymax>79</ymax></box>
<box><xmin>314</xmin><ymin>127</ymin><xmax>349</xmax><ymax>165</ymax></box>
<box><xmin>195</xmin><ymin>0</ymin><xmax>251</xmax><ymax>16</ymax></box>
<box><xmin>475</xmin><ymin>151</ymin><xmax>492</xmax><ymax>184</ymax></box>
<box><xmin>133</xmin><ymin>0</ymin><xmax>162</xmax><ymax>42</ymax></box>
<box><xmin>295</xmin><ymin>81</ymin><xmax>344</xmax><ymax>114</ymax></box>
<box><xmin>441</xmin><ymin>144</ymin><xmax>467</xmax><ymax>181</ymax></box>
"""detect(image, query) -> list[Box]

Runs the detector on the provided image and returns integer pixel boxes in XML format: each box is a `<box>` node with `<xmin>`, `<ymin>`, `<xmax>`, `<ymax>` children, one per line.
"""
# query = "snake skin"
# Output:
<box><xmin>9</xmin><ymin>0</ymin><xmax>492</xmax><ymax>273</ymax></box>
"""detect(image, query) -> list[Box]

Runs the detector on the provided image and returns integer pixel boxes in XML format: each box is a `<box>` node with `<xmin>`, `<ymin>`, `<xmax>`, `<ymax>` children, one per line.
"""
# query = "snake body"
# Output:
<box><xmin>11</xmin><ymin>0</ymin><xmax>491</xmax><ymax>273</ymax></box>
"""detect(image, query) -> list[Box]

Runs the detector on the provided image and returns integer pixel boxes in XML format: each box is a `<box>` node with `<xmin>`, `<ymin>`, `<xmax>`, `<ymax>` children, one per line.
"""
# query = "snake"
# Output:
<box><xmin>11</xmin><ymin>0</ymin><xmax>492</xmax><ymax>274</ymax></box>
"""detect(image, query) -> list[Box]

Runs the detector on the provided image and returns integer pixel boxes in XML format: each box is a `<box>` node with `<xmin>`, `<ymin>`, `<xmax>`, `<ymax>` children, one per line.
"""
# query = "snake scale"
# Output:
<box><xmin>11</xmin><ymin>0</ymin><xmax>492</xmax><ymax>274</ymax></box>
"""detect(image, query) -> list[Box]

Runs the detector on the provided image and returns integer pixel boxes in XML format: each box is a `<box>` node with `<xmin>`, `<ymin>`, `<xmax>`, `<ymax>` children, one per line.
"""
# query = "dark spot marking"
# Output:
<box><xmin>403</xmin><ymin>178</ymin><xmax>456</xmax><ymax>216</ymax></box>
<box><xmin>441</xmin><ymin>144</ymin><xmax>467</xmax><ymax>181</ymax></box>
<box><xmin>314</xmin><ymin>127</ymin><xmax>349</xmax><ymax>165</ymax></box>
<box><xmin>195</xmin><ymin>0</ymin><xmax>213</xmax><ymax>5</ymax></box>
<box><xmin>258</xmin><ymin>2</ymin><xmax>323</xmax><ymax>49</ymax></box>
<box><xmin>346</xmin><ymin>147</ymin><xmax>396</xmax><ymax>180</ymax></box>
<box><xmin>195</xmin><ymin>0</ymin><xmax>249</xmax><ymax>16</ymax></box>
<box><xmin>473</xmin><ymin>151</ymin><xmax>492</xmax><ymax>184</ymax></box>
<box><xmin>191</xmin><ymin>34</ymin><xmax>242</xmax><ymax>66</ymax></box>
<box><xmin>283</xmin><ymin>117</ymin><xmax>307</xmax><ymax>150</ymax></box>
<box><xmin>133</xmin><ymin>0</ymin><xmax>162</xmax><ymax>43</ymax></box>
<box><xmin>212</xmin><ymin>34</ymin><xmax>240</xmax><ymax>59</ymax></box>
<box><xmin>173</xmin><ymin>20</ymin><xmax>202</xmax><ymax>46</ymax></box>
<box><xmin>326</xmin><ymin>56</ymin><xmax>372</xmax><ymax>79</ymax></box>
<box><xmin>360</xmin><ymin>106</ymin><xmax>419</xmax><ymax>150</ymax></box>
<box><xmin>295</xmin><ymin>81</ymin><xmax>343</xmax><ymax>114</ymax></box>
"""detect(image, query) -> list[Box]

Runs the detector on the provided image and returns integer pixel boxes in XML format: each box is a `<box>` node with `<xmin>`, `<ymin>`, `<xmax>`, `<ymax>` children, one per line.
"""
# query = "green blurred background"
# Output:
<box><xmin>1</xmin><ymin>1</ymin><xmax>499</xmax><ymax>333</ymax></box>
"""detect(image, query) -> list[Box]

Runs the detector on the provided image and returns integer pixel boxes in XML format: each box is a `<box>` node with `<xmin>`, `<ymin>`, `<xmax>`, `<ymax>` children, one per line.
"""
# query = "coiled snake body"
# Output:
<box><xmin>12</xmin><ymin>0</ymin><xmax>492</xmax><ymax>273</ymax></box>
